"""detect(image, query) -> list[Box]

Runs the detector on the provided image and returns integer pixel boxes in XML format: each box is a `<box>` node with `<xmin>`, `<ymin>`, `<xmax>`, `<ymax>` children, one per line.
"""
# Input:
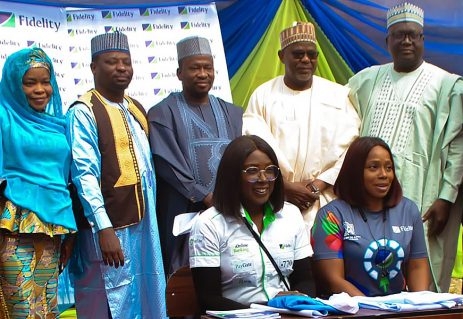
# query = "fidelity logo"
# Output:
<box><xmin>153</xmin><ymin>88</ymin><xmax>177</xmax><ymax>96</ymax></box>
<box><xmin>153</xmin><ymin>88</ymin><xmax>166</xmax><ymax>96</ymax></box>
<box><xmin>142</xmin><ymin>23</ymin><xmax>174</xmax><ymax>31</ymax></box>
<box><xmin>0</xmin><ymin>12</ymin><xmax>61</xmax><ymax>32</ymax></box>
<box><xmin>180</xmin><ymin>21</ymin><xmax>210</xmax><ymax>29</ymax></box>
<box><xmin>145</xmin><ymin>41</ymin><xmax>155</xmax><ymax>48</ymax></box>
<box><xmin>178</xmin><ymin>6</ymin><xmax>209</xmax><ymax>15</ymax></box>
<box><xmin>66</xmin><ymin>13</ymin><xmax>95</xmax><ymax>22</ymax></box>
<box><xmin>145</xmin><ymin>40</ymin><xmax>175</xmax><ymax>47</ymax></box>
<box><xmin>26</xmin><ymin>41</ymin><xmax>62</xmax><ymax>51</ymax></box>
<box><xmin>0</xmin><ymin>11</ymin><xmax>15</xmax><ymax>27</ymax></box>
<box><xmin>74</xmin><ymin>78</ymin><xmax>93</xmax><ymax>86</ymax></box>
<box><xmin>71</xmin><ymin>62</ymin><xmax>89</xmax><ymax>69</ymax></box>
<box><xmin>147</xmin><ymin>56</ymin><xmax>176</xmax><ymax>64</ymax></box>
<box><xmin>68</xmin><ymin>28</ymin><xmax>98</xmax><ymax>36</ymax></box>
<box><xmin>139</xmin><ymin>8</ymin><xmax>171</xmax><ymax>16</ymax></box>
<box><xmin>0</xmin><ymin>39</ymin><xmax>20</xmax><ymax>47</ymax></box>
<box><xmin>147</xmin><ymin>56</ymin><xmax>158</xmax><ymax>64</ymax></box>
<box><xmin>104</xmin><ymin>25</ymin><xmax>137</xmax><ymax>33</ymax></box>
<box><xmin>69</xmin><ymin>45</ymin><xmax>90</xmax><ymax>53</ymax></box>
<box><xmin>102</xmin><ymin>10</ymin><xmax>135</xmax><ymax>19</ymax></box>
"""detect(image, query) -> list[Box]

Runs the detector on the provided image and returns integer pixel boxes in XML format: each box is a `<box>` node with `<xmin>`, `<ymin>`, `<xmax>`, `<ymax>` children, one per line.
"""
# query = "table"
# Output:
<box><xmin>201</xmin><ymin>305</ymin><xmax>463</xmax><ymax>318</ymax></box>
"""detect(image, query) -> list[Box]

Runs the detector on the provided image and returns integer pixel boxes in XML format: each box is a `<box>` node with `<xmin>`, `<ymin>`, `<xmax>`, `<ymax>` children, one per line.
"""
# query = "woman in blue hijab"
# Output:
<box><xmin>0</xmin><ymin>47</ymin><xmax>77</xmax><ymax>318</ymax></box>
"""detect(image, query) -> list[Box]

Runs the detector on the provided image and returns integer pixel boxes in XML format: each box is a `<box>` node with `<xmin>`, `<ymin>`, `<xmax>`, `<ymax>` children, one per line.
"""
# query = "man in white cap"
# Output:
<box><xmin>243</xmin><ymin>22</ymin><xmax>360</xmax><ymax>239</ymax></box>
<box><xmin>66</xmin><ymin>32</ymin><xmax>167</xmax><ymax>318</ymax></box>
<box><xmin>348</xmin><ymin>2</ymin><xmax>463</xmax><ymax>292</ymax></box>
<box><xmin>148</xmin><ymin>36</ymin><xmax>243</xmax><ymax>275</ymax></box>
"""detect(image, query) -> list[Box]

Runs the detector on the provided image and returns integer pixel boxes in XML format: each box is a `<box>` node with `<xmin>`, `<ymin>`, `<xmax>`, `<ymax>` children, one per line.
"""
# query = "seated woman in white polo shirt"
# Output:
<box><xmin>189</xmin><ymin>135</ymin><xmax>314</xmax><ymax>312</ymax></box>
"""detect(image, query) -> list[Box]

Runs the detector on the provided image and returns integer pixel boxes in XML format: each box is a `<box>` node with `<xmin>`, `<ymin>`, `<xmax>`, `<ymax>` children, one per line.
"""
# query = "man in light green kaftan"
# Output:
<box><xmin>348</xmin><ymin>2</ymin><xmax>463</xmax><ymax>292</ymax></box>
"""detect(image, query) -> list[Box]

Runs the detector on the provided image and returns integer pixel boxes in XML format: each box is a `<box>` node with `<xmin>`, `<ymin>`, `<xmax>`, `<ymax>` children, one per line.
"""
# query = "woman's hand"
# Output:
<box><xmin>404</xmin><ymin>258</ymin><xmax>431</xmax><ymax>291</ymax></box>
<box><xmin>59</xmin><ymin>233</ymin><xmax>76</xmax><ymax>273</ymax></box>
<box><xmin>313</xmin><ymin>259</ymin><xmax>365</xmax><ymax>297</ymax></box>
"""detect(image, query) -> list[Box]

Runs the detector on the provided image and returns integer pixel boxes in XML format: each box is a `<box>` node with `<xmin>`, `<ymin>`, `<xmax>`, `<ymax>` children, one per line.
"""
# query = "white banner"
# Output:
<box><xmin>0</xmin><ymin>1</ymin><xmax>232</xmax><ymax>110</ymax></box>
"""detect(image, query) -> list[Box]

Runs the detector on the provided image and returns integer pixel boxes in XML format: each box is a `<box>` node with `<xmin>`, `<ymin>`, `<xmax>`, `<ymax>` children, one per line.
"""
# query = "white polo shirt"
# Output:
<box><xmin>189</xmin><ymin>202</ymin><xmax>310</xmax><ymax>306</ymax></box>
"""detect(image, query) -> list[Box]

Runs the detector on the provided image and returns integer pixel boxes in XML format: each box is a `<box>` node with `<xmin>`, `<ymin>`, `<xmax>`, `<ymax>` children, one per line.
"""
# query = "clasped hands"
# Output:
<box><xmin>285</xmin><ymin>179</ymin><xmax>323</xmax><ymax>212</ymax></box>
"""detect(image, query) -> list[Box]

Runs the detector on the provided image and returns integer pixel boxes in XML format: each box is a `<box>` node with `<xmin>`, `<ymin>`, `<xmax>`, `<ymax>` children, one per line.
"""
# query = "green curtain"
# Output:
<box><xmin>230</xmin><ymin>0</ymin><xmax>353</xmax><ymax>108</ymax></box>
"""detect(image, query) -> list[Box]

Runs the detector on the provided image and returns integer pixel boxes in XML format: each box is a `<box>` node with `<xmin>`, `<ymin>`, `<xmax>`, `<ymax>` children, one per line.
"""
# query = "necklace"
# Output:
<box><xmin>359</xmin><ymin>208</ymin><xmax>392</xmax><ymax>292</ymax></box>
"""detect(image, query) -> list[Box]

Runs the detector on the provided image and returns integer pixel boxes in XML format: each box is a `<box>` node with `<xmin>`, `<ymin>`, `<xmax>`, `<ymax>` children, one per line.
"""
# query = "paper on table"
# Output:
<box><xmin>250</xmin><ymin>303</ymin><xmax>328</xmax><ymax>318</ymax></box>
<box><xmin>352</xmin><ymin>291</ymin><xmax>463</xmax><ymax>312</ymax></box>
<box><xmin>172</xmin><ymin>212</ymin><xmax>200</xmax><ymax>236</ymax></box>
<box><xmin>206</xmin><ymin>308</ymin><xmax>280</xmax><ymax>318</ymax></box>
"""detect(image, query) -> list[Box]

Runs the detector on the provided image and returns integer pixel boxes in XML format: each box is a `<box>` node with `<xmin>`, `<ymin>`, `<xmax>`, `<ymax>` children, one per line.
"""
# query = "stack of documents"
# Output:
<box><xmin>206</xmin><ymin>308</ymin><xmax>280</xmax><ymax>318</ymax></box>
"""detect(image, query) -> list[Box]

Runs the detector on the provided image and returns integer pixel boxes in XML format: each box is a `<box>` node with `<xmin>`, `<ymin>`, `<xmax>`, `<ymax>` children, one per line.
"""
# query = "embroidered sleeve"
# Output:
<box><xmin>148</xmin><ymin>105</ymin><xmax>209</xmax><ymax>202</ymax></box>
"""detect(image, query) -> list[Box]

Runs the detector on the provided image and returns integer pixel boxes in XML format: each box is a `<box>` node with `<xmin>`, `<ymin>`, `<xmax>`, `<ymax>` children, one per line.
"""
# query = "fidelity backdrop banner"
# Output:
<box><xmin>0</xmin><ymin>1</ymin><xmax>232</xmax><ymax>109</ymax></box>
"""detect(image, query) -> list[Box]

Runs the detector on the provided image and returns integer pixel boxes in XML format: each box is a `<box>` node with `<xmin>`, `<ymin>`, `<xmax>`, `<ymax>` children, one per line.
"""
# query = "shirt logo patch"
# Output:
<box><xmin>344</xmin><ymin>221</ymin><xmax>355</xmax><ymax>236</ymax></box>
<box><xmin>279</xmin><ymin>243</ymin><xmax>292</xmax><ymax>250</ymax></box>
<box><xmin>232</xmin><ymin>260</ymin><xmax>254</xmax><ymax>274</ymax></box>
<box><xmin>188</xmin><ymin>234</ymin><xmax>204</xmax><ymax>246</ymax></box>
<box><xmin>277</xmin><ymin>257</ymin><xmax>294</xmax><ymax>270</ymax></box>
<box><xmin>231</xmin><ymin>243</ymin><xmax>250</xmax><ymax>255</ymax></box>
<box><xmin>392</xmin><ymin>225</ymin><xmax>414</xmax><ymax>233</ymax></box>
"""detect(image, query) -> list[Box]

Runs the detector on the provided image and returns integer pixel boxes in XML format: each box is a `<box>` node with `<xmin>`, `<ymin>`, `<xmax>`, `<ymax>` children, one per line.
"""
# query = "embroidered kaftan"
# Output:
<box><xmin>348</xmin><ymin>61</ymin><xmax>463</xmax><ymax>292</ymax></box>
<box><xmin>148</xmin><ymin>92</ymin><xmax>242</xmax><ymax>274</ymax></box>
<box><xmin>243</xmin><ymin>75</ymin><xmax>360</xmax><ymax>249</ymax></box>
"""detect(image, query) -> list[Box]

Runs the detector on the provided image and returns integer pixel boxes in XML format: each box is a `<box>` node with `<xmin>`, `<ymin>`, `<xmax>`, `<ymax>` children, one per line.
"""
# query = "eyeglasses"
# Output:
<box><xmin>292</xmin><ymin>51</ymin><xmax>319</xmax><ymax>60</ymax></box>
<box><xmin>389</xmin><ymin>31</ymin><xmax>423</xmax><ymax>41</ymax></box>
<box><xmin>242</xmin><ymin>165</ymin><xmax>280</xmax><ymax>183</ymax></box>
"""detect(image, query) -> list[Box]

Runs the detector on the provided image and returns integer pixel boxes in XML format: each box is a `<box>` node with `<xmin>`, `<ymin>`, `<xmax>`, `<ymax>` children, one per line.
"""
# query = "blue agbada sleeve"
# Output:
<box><xmin>268</xmin><ymin>295</ymin><xmax>342</xmax><ymax>314</ymax></box>
<box><xmin>66</xmin><ymin>103</ymin><xmax>112</xmax><ymax>232</ymax></box>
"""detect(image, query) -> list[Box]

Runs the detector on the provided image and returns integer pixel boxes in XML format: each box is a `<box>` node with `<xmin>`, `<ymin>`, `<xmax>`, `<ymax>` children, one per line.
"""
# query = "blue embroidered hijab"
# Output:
<box><xmin>0</xmin><ymin>48</ymin><xmax>76</xmax><ymax>230</ymax></box>
<box><xmin>1</xmin><ymin>47</ymin><xmax>65</xmax><ymax>127</ymax></box>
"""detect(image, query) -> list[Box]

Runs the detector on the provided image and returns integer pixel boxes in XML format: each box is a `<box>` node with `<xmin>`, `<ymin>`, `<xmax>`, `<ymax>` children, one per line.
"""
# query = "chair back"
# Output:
<box><xmin>166</xmin><ymin>266</ymin><xmax>199</xmax><ymax>317</ymax></box>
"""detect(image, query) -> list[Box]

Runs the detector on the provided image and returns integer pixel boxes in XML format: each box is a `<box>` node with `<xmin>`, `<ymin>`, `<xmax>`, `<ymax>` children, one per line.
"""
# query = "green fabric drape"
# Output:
<box><xmin>230</xmin><ymin>0</ymin><xmax>353</xmax><ymax>108</ymax></box>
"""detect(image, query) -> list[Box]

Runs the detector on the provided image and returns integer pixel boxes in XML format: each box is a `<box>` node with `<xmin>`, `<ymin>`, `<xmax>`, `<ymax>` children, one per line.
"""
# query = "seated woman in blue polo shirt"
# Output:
<box><xmin>311</xmin><ymin>137</ymin><xmax>430</xmax><ymax>296</ymax></box>
<box><xmin>189</xmin><ymin>135</ymin><xmax>314</xmax><ymax>312</ymax></box>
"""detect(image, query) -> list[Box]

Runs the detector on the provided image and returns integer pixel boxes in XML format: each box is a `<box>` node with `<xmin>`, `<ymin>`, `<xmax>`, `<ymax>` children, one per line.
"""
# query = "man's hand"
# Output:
<box><xmin>98</xmin><ymin>228</ymin><xmax>124</xmax><ymax>268</ymax></box>
<box><xmin>59</xmin><ymin>234</ymin><xmax>76</xmax><ymax>273</ymax></box>
<box><xmin>203</xmin><ymin>192</ymin><xmax>213</xmax><ymax>208</ymax></box>
<box><xmin>285</xmin><ymin>181</ymin><xmax>319</xmax><ymax>211</ymax></box>
<box><xmin>422</xmin><ymin>199</ymin><xmax>452</xmax><ymax>238</ymax></box>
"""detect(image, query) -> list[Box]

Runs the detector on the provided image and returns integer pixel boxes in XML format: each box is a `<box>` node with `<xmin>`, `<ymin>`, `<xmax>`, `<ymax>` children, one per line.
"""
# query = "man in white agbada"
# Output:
<box><xmin>348</xmin><ymin>3</ymin><xmax>463</xmax><ymax>292</ymax></box>
<box><xmin>243</xmin><ymin>22</ymin><xmax>360</xmax><ymax>243</ymax></box>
